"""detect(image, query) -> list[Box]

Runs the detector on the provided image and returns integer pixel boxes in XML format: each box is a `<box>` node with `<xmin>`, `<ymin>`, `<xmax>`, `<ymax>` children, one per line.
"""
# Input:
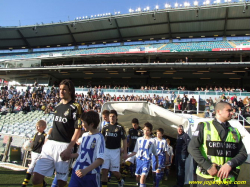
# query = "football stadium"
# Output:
<box><xmin>0</xmin><ymin>1</ymin><xmax>250</xmax><ymax>187</ymax></box>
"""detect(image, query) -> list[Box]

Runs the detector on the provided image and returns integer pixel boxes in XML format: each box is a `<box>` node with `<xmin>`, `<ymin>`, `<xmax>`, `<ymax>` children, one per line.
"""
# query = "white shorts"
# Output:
<box><xmin>27</xmin><ymin>152</ymin><xmax>41</xmax><ymax>174</ymax></box>
<box><xmin>102</xmin><ymin>148</ymin><xmax>120</xmax><ymax>172</ymax></box>
<box><xmin>125</xmin><ymin>152</ymin><xmax>136</xmax><ymax>164</ymax></box>
<box><xmin>33</xmin><ymin>140</ymin><xmax>70</xmax><ymax>181</ymax></box>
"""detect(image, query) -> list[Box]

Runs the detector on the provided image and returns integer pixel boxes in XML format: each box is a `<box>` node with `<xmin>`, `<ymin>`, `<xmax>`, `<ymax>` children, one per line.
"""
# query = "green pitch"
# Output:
<box><xmin>0</xmin><ymin>167</ymin><xmax>180</xmax><ymax>187</ymax></box>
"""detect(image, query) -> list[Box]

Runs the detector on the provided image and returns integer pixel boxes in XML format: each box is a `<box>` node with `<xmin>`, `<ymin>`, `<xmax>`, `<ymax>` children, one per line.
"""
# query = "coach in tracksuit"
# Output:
<box><xmin>174</xmin><ymin>125</ymin><xmax>190</xmax><ymax>187</ymax></box>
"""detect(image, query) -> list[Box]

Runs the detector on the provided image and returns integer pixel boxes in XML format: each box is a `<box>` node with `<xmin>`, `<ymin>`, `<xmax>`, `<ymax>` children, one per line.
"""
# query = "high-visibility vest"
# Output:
<box><xmin>196</xmin><ymin>120</ymin><xmax>241</xmax><ymax>182</ymax></box>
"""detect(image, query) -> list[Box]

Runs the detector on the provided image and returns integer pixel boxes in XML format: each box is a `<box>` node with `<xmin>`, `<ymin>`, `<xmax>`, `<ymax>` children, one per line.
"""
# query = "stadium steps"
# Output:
<box><xmin>228</xmin><ymin>41</ymin><xmax>236</xmax><ymax>48</ymax></box>
<box><xmin>157</xmin><ymin>44</ymin><xmax>167</xmax><ymax>50</ymax></box>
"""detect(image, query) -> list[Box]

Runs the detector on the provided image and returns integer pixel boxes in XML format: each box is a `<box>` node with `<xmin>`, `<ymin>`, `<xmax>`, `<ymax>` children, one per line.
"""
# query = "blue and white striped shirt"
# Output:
<box><xmin>74</xmin><ymin>132</ymin><xmax>105</xmax><ymax>174</ymax></box>
<box><xmin>154</xmin><ymin>138</ymin><xmax>168</xmax><ymax>157</ymax></box>
<box><xmin>133</xmin><ymin>137</ymin><xmax>157</xmax><ymax>161</ymax></box>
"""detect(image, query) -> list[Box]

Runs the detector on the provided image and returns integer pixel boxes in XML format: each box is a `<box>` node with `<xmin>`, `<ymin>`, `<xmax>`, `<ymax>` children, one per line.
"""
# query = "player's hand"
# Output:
<box><xmin>60</xmin><ymin>148</ymin><xmax>71</xmax><ymax>161</ymax></box>
<box><xmin>76</xmin><ymin>169</ymin><xmax>88</xmax><ymax>178</ymax></box>
<box><xmin>156</xmin><ymin>169</ymin><xmax>161</xmax><ymax>173</ymax></box>
<box><xmin>217</xmin><ymin>163</ymin><xmax>232</xmax><ymax>179</ymax></box>
<box><xmin>207</xmin><ymin>163</ymin><xmax>218</xmax><ymax>177</ymax></box>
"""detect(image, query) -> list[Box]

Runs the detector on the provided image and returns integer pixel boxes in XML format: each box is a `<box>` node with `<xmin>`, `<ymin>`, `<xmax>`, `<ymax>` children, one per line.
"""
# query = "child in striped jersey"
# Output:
<box><xmin>152</xmin><ymin>128</ymin><xmax>168</xmax><ymax>187</ymax></box>
<box><xmin>126</xmin><ymin>122</ymin><xmax>158</xmax><ymax>187</ymax></box>
<box><xmin>68</xmin><ymin>111</ymin><xmax>105</xmax><ymax>187</ymax></box>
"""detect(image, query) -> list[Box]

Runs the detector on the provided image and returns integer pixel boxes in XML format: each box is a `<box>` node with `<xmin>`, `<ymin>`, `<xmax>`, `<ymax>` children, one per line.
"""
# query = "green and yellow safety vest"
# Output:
<box><xmin>196</xmin><ymin>120</ymin><xmax>241</xmax><ymax>182</ymax></box>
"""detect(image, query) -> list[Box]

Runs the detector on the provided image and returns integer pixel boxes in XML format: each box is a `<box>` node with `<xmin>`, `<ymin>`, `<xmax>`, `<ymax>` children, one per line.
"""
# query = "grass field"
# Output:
<box><xmin>0</xmin><ymin>166</ymin><xmax>179</xmax><ymax>187</ymax></box>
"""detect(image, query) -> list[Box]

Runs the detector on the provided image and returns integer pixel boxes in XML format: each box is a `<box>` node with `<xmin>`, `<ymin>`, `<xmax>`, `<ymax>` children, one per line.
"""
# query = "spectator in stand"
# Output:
<box><xmin>204</xmin><ymin>109</ymin><xmax>210</xmax><ymax>118</ymax></box>
<box><xmin>13</xmin><ymin>102</ymin><xmax>22</xmax><ymax>113</ymax></box>
<box><xmin>190</xmin><ymin>96</ymin><xmax>197</xmax><ymax>110</ymax></box>
<box><xmin>220</xmin><ymin>93</ymin><xmax>226</xmax><ymax>101</ymax></box>
<box><xmin>242</xmin><ymin>107</ymin><xmax>250</xmax><ymax>118</ymax></box>
<box><xmin>170</xmin><ymin>92</ymin><xmax>176</xmax><ymax>107</ymax></box>
<box><xmin>232</xmin><ymin>108</ymin><xmax>238</xmax><ymax>119</ymax></box>
<box><xmin>208</xmin><ymin>97</ymin><xmax>213</xmax><ymax>106</ymax></box>
<box><xmin>231</xmin><ymin>95</ymin><xmax>238</xmax><ymax>106</ymax></box>
<box><xmin>1</xmin><ymin>102</ymin><xmax>9</xmax><ymax>114</ymax></box>
<box><xmin>182</xmin><ymin>94</ymin><xmax>189</xmax><ymax>111</ymax></box>
<box><xmin>23</xmin><ymin>102</ymin><xmax>31</xmax><ymax>114</ymax></box>
<box><xmin>178</xmin><ymin>102</ymin><xmax>183</xmax><ymax>111</ymax></box>
<box><xmin>238</xmin><ymin>98</ymin><xmax>244</xmax><ymax>109</ymax></box>
<box><xmin>243</xmin><ymin>96</ymin><xmax>250</xmax><ymax>107</ymax></box>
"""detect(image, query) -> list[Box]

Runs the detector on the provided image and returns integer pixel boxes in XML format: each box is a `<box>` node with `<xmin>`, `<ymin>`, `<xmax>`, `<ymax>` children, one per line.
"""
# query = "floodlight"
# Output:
<box><xmin>118</xmin><ymin>11</ymin><xmax>120</xmax><ymax>14</ymax></box>
<box><xmin>76</xmin><ymin>17</ymin><xmax>79</xmax><ymax>20</ymax></box>
<box><xmin>146</xmin><ymin>6</ymin><xmax>150</xmax><ymax>11</ymax></box>
<box><xmin>224</xmin><ymin>0</ymin><xmax>227</xmax><ymax>2</ymax></box>
<box><xmin>155</xmin><ymin>5</ymin><xmax>159</xmax><ymax>9</ymax></box>
<box><xmin>129</xmin><ymin>8</ymin><xmax>132</xmax><ymax>12</ymax></box>
<box><xmin>206</xmin><ymin>0</ymin><xmax>210</xmax><ymax>4</ymax></box>
<box><xmin>91</xmin><ymin>15</ymin><xmax>93</xmax><ymax>18</ymax></box>
<box><xmin>194</xmin><ymin>1</ymin><xmax>199</xmax><ymax>6</ymax></box>
<box><xmin>138</xmin><ymin>7</ymin><xmax>141</xmax><ymax>11</ymax></box>
<box><xmin>175</xmin><ymin>3</ymin><xmax>178</xmax><ymax>7</ymax></box>
<box><xmin>97</xmin><ymin>14</ymin><xmax>100</xmax><ymax>17</ymax></box>
<box><xmin>165</xmin><ymin>4</ymin><xmax>171</xmax><ymax>8</ymax></box>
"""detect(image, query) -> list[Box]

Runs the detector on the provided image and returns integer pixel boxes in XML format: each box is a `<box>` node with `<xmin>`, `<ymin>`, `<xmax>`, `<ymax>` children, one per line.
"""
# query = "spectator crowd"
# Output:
<box><xmin>0</xmin><ymin>85</ymin><xmax>249</xmax><ymax>124</ymax></box>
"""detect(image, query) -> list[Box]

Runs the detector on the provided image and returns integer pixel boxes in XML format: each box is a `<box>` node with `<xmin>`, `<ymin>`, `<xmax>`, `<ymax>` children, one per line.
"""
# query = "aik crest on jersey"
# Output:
<box><xmin>49</xmin><ymin>101</ymin><xmax>82</xmax><ymax>143</ymax></box>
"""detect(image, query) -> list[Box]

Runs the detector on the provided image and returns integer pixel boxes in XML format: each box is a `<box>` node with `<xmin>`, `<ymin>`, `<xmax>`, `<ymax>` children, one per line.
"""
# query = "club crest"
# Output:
<box><xmin>91</xmin><ymin>140</ymin><xmax>96</xmax><ymax>148</ymax></box>
<box><xmin>64</xmin><ymin>109</ymin><xmax>69</xmax><ymax>116</ymax></box>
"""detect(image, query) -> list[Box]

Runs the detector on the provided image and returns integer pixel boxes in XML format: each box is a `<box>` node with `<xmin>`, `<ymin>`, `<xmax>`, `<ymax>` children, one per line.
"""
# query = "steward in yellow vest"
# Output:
<box><xmin>188</xmin><ymin>102</ymin><xmax>247</xmax><ymax>187</ymax></box>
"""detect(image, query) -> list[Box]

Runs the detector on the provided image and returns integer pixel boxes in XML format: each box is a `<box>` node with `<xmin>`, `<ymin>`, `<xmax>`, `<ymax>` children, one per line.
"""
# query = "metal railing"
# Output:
<box><xmin>237</xmin><ymin>114</ymin><xmax>250</xmax><ymax>127</ymax></box>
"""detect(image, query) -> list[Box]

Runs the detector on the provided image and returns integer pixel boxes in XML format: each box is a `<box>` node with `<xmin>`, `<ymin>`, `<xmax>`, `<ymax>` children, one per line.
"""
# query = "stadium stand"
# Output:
<box><xmin>0</xmin><ymin>40</ymin><xmax>249</xmax><ymax>61</ymax></box>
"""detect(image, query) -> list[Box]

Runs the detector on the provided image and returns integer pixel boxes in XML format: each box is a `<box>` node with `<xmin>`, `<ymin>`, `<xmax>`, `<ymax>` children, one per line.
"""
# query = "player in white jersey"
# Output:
<box><xmin>126</xmin><ymin>122</ymin><xmax>158</xmax><ymax>187</ymax></box>
<box><xmin>152</xmin><ymin>128</ymin><xmax>168</xmax><ymax>187</ymax></box>
<box><xmin>69</xmin><ymin>110</ymin><xmax>105</xmax><ymax>187</ymax></box>
<box><xmin>165</xmin><ymin>138</ymin><xmax>174</xmax><ymax>180</ymax></box>
<box><xmin>99</xmin><ymin>110</ymin><xmax>109</xmax><ymax>132</ymax></box>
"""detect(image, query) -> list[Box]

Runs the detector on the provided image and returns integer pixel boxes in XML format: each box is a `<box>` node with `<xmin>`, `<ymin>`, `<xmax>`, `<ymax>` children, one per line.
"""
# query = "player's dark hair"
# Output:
<box><xmin>59</xmin><ymin>79</ymin><xmax>75</xmax><ymax>101</ymax></box>
<box><xmin>110</xmin><ymin>109</ymin><xmax>118</xmax><ymax>117</ymax></box>
<box><xmin>102</xmin><ymin>109</ymin><xmax>110</xmax><ymax>116</ymax></box>
<box><xmin>157</xmin><ymin>128</ymin><xmax>164</xmax><ymax>135</ymax></box>
<box><xmin>81</xmin><ymin>110</ymin><xmax>100</xmax><ymax>129</ymax></box>
<box><xmin>131</xmin><ymin>118</ymin><xmax>139</xmax><ymax>124</ymax></box>
<box><xmin>144</xmin><ymin>122</ymin><xmax>153</xmax><ymax>132</ymax></box>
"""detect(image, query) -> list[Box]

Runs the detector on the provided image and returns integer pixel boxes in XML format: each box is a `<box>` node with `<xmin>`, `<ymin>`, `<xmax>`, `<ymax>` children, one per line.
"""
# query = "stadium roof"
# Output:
<box><xmin>0</xmin><ymin>2</ymin><xmax>249</xmax><ymax>50</ymax></box>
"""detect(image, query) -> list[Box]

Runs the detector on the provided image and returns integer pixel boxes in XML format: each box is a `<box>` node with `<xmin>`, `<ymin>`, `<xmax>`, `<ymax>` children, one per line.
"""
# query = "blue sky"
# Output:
<box><xmin>0</xmin><ymin>0</ymin><xmax>243</xmax><ymax>27</ymax></box>
<box><xmin>0</xmin><ymin>0</ymin><xmax>192</xmax><ymax>26</ymax></box>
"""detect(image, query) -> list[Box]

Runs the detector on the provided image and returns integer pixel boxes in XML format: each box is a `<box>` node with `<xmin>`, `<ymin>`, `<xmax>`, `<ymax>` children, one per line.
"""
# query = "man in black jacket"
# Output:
<box><xmin>173</xmin><ymin>125</ymin><xmax>190</xmax><ymax>187</ymax></box>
